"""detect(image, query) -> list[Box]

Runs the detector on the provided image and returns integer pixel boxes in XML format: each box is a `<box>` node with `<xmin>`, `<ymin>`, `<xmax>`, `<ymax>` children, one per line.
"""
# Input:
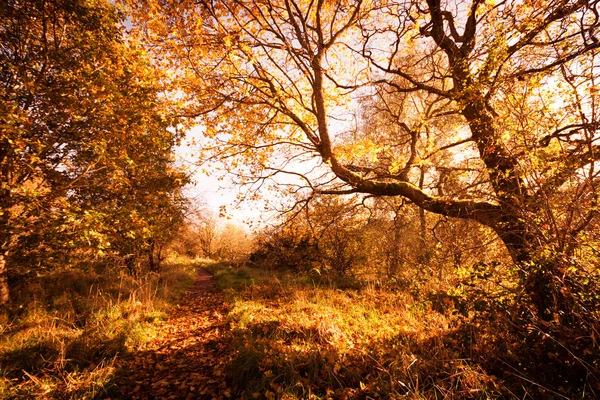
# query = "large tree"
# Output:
<box><xmin>0</xmin><ymin>0</ymin><xmax>188</xmax><ymax>304</ymax></box>
<box><xmin>127</xmin><ymin>0</ymin><xmax>600</xmax><ymax>318</ymax></box>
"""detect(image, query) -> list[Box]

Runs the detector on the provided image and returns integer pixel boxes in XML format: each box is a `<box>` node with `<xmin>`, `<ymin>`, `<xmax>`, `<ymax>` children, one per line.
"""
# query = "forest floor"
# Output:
<box><xmin>2</xmin><ymin>260</ymin><xmax>593</xmax><ymax>399</ymax></box>
<box><xmin>113</xmin><ymin>267</ymin><xmax>233</xmax><ymax>399</ymax></box>
<box><xmin>111</xmin><ymin>262</ymin><xmax>507</xmax><ymax>399</ymax></box>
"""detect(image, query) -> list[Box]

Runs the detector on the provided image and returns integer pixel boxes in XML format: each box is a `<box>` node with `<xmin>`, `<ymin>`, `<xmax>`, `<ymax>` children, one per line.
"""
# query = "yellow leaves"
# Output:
<box><xmin>194</xmin><ymin>16</ymin><xmax>204</xmax><ymax>31</ymax></box>
<box><xmin>238</xmin><ymin>41</ymin><xmax>256</xmax><ymax>64</ymax></box>
<box><xmin>333</xmin><ymin>362</ymin><xmax>341</xmax><ymax>374</ymax></box>
<box><xmin>336</xmin><ymin>138</ymin><xmax>382</xmax><ymax>164</ymax></box>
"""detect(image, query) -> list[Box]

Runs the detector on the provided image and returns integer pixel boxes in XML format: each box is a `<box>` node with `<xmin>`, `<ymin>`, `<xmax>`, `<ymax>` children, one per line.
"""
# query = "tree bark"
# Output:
<box><xmin>0</xmin><ymin>253</ymin><xmax>8</xmax><ymax>306</ymax></box>
<box><xmin>417</xmin><ymin>167</ymin><xmax>430</xmax><ymax>264</ymax></box>
<box><xmin>148</xmin><ymin>239</ymin><xmax>156</xmax><ymax>272</ymax></box>
<box><xmin>0</xmin><ymin>139</ymin><xmax>11</xmax><ymax>306</ymax></box>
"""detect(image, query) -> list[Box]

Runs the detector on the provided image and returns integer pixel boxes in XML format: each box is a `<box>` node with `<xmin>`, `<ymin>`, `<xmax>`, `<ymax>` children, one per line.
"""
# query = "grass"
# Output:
<box><xmin>4</xmin><ymin>258</ymin><xmax>593</xmax><ymax>398</ymax></box>
<box><xmin>205</xmin><ymin>263</ymin><xmax>504</xmax><ymax>399</ymax></box>
<box><xmin>0</xmin><ymin>255</ymin><xmax>199</xmax><ymax>399</ymax></box>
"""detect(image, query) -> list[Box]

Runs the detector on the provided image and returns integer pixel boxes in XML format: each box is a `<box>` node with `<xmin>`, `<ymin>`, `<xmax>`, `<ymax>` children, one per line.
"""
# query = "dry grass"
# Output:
<box><xmin>0</xmin><ymin>256</ymin><xmax>198</xmax><ymax>399</ymax></box>
<box><xmin>206</xmin><ymin>263</ymin><xmax>504</xmax><ymax>399</ymax></box>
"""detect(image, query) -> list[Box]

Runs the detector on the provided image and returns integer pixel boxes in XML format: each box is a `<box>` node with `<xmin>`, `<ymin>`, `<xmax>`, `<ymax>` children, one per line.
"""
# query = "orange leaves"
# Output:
<box><xmin>116</xmin><ymin>267</ymin><xmax>234</xmax><ymax>399</ymax></box>
<box><xmin>336</xmin><ymin>138</ymin><xmax>383</xmax><ymax>165</ymax></box>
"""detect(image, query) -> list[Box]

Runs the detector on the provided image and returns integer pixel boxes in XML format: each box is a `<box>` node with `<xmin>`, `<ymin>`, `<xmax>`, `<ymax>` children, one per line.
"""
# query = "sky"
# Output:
<box><xmin>175</xmin><ymin>126</ymin><xmax>276</xmax><ymax>230</ymax></box>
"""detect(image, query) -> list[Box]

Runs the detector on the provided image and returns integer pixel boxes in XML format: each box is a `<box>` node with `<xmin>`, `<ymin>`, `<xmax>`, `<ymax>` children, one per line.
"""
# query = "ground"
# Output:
<box><xmin>113</xmin><ymin>268</ymin><xmax>232</xmax><ymax>399</ymax></box>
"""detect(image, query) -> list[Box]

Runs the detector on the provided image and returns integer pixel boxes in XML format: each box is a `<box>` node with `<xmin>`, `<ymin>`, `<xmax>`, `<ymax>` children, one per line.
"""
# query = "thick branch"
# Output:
<box><xmin>539</xmin><ymin>122</ymin><xmax>600</xmax><ymax>147</ymax></box>
<box><xmin>425</xmin><ymin>0</ymin><xmax>460</xmax><ymax>63</ymax></box>
<box><xmin>539</xmin><ymin>144</ymin><xmax>600</xmax><ymax>195</ymax></box>
<box><xmin>328</xmin><ymin>158</ymin><xmax>500</xmax><ymax>227</ymax></box>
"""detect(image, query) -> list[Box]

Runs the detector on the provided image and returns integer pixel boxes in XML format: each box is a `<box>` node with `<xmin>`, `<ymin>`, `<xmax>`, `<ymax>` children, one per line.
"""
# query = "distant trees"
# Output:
<box><xmin>0</xmin><ymin>0</ymin><xmax>188</xmax><ymax>304</ymax></box>
<box><xmin>197</xmin><ymin>212</ymin><xmax>220</xmax><ymax>259</ymax></box>
<box><xmin>214</xmin><ymin>223</ymin><xmax>254</xmax><ymax>261</ymax></box>
<box><xmin>251</xmin><ymin>194</ymin><xmax>501</xmax><ymax>286</ymax></box>
<box><xmin>172</xmin><ymin>211</ymin><xmax>254</xmax><ymax>262</ymax></box>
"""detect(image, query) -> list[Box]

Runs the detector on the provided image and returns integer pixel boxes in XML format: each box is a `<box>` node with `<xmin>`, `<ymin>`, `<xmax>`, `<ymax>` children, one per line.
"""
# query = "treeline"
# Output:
<box><xmin>0</xmin><ymin>0</ymin><xmax>188</xmax><ymax>306</ymax></box>
<box><xmin>172</xmin><ymin>212</ymin><xmax>253</xmax><ymax>262</ymax></box>
<box><xmin>251</xmin><ymin>196</ymin><xmax>505</xmax><ymax>282</ymax></box>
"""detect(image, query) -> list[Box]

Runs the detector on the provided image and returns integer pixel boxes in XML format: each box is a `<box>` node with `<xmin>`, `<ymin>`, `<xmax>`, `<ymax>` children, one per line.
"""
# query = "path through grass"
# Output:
<box><xmin>113</xmin><ymin>266</ymin><xmax>233</xmax><ymax>399</ymax></box>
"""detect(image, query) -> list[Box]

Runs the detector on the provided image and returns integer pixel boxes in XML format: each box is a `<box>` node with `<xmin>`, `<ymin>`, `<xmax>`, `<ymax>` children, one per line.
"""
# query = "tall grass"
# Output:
<box><xmin>206</xmin><ymin>263</ymin><xmax>504</xmax><ymax>399</ymax></box>
<box><xmin>0</xmin><ymin>256</ymin><xmax>198</xmax><ymax>399</ymax></box>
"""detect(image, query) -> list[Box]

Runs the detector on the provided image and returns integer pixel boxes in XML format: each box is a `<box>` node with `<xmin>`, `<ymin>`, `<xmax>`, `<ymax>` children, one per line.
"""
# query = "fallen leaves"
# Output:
<box><xmin>115</xmin><ymin>268</ymin><xmax>233</xmax><ymax>399</ymax></box>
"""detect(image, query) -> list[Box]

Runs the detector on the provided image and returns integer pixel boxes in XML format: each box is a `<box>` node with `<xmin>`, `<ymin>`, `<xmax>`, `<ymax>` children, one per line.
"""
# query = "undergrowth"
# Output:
<box><xmin>0</xmin><ymin>256</ymin><xmax>198</xmax><ymax>399</ymax></box>
<box><xmin>205</xmin><ymin>263</ymin><xmax>506</xmax><ymax>399</ymax></box>
<box><xmin>208</xmin><ymin>262</ymin><xmax>600</xmax><ymax>399</ymax></box>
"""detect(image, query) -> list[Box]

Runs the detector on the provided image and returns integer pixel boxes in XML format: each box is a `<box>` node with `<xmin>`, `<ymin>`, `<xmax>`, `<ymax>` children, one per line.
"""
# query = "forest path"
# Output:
<box><xmin>113</xmin><ymin>267</ymin><xmax>232</xmax><ymax>399</ymax></box>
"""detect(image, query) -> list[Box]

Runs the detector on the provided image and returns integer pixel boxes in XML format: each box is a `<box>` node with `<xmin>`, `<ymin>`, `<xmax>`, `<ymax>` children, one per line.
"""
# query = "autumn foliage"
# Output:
<box><xmin>2</xmin><ymin>0</ymin><xmax>600</xmax><ymax>398</ymax></box>
<box><xmin>0</xmin><ymin>0</ymin><xmax>189</xmax><ymax>303</ymax></box>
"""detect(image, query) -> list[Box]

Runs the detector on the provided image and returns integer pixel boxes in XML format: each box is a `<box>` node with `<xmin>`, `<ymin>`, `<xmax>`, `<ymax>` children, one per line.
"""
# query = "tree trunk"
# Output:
<box><xmin>0</xmin><ymin>253</ymin><xmax>8</xmax><ymax>306</ymax></box>
<box><xmin>417</xmin><ymin>167</ymin><xmax>431</xmax><ymax>264</ymax></box>
<box><xmin>156</xmin><ymin>242</ymin><xmax>164</xmax><ymax>269</ymax></box>
<box><xmin>494</xmin><ymin>216</ymin><xmax>561</xmax><ymax>320</ymax></box>
<box><xmin>148</xmin><ymin>239</ymin><xmax>156</xmax><ymax>272</ymax></box>
<box><xmin>460</xmin><ymin>98</ymin><xmax>563</xmax><ymax>320</ymax></box>
<box><xmin>148</xmin><ymin>238</ymin><xmax>162</xmax><ymax>273</ymax></box>
<box><xmin>1</xmin><ymin>139</ymin><xmax>11</xmax><ymax>306</ymax></box>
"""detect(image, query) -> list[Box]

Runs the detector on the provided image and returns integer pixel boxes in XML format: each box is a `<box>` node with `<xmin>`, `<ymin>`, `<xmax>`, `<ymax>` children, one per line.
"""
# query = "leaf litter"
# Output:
<box><xmin>114</xmin><ymin>268</ymin><xmax>233</xmax><ymax>399</ymax></box>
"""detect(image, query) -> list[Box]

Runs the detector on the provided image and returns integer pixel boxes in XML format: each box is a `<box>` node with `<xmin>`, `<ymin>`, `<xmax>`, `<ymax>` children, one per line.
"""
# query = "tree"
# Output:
<box><xmin>197</xmin><ymin>212</ymin><xmax>220</xmax><ymax>258</ymax></box>
<box><xmin>0</xmin><ymin>0</ymin><xmax>188</xmax><ymax>304</ymax></box>
<box><xmin>214</xmin><ymin>222</ymin><xmax>254</xmax><ymax>261</ymax></box>
<box><xmin>303</xmin><ymin>196</ymin><xmax>369</xmax><ymax>276</ymax></box>
<box><xmin>127</xmin><ymin>0</ymin><xmax>600</xmax><ymax>318</ymax></box>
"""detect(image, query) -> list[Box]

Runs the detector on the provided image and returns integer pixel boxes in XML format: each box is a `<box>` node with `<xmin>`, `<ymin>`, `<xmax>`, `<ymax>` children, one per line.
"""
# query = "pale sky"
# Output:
<box><xmin>175</xmin><ymin>126</ymin><xmax>275</xmax><ymax>230</ymax></box>
<box><xmin>175</xmin><ymin>93</ymin><xmax>363</xmax><ymax>231</ymax></box>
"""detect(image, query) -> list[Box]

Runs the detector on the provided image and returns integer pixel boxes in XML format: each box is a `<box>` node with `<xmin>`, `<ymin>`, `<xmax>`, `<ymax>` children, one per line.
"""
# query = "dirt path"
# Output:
<box><xmin>113</xmin><ymin>268</ymin><xmax>232</xmax><ymax>399</ymax></box>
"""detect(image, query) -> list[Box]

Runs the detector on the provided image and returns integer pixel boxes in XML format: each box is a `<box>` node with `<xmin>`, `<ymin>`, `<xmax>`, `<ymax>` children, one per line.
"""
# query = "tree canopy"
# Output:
<box><xmin>125</xmin><ymin>0</ymin><xmax>600</xmax><ymax>318</ymax></box>
<box><xmin>0</xmin><ymin>0</ymin><xmax>188</xmax><ymax>305</ymax></box>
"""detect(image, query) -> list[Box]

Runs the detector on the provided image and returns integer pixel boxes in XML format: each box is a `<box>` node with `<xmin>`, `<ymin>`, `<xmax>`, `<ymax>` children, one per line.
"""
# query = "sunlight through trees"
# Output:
<box><xmin>2</xmin><ymin>0</ymin><xmax>599</xmax><ymax>397</ymax></box>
